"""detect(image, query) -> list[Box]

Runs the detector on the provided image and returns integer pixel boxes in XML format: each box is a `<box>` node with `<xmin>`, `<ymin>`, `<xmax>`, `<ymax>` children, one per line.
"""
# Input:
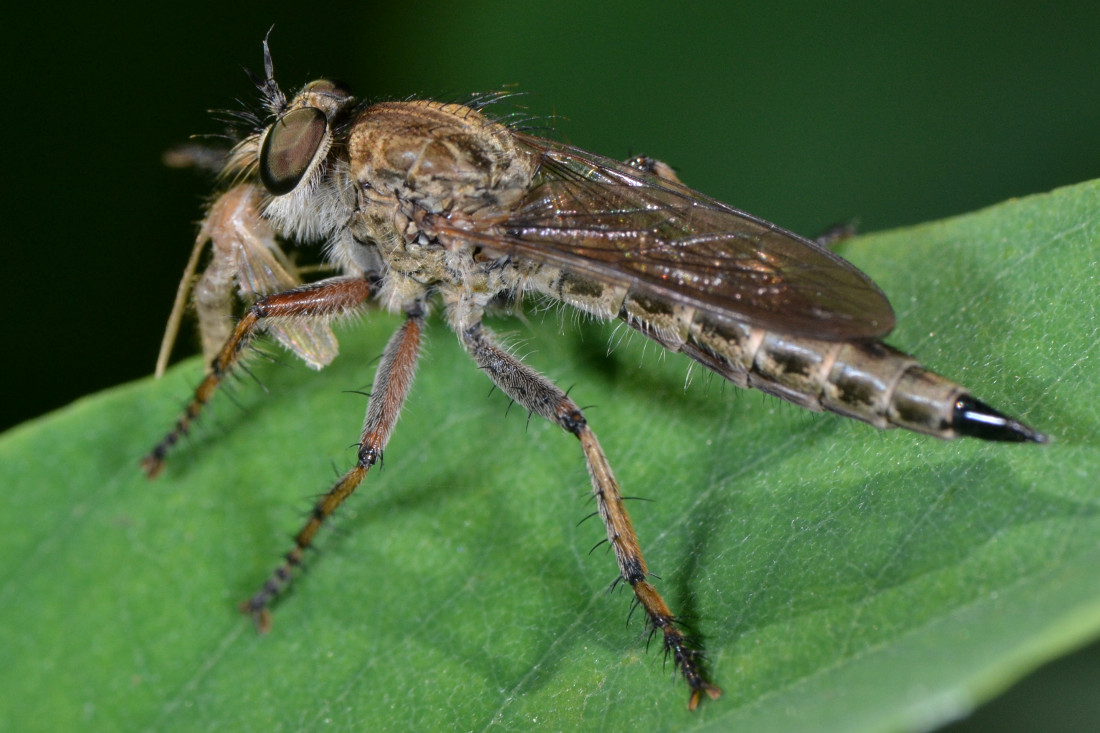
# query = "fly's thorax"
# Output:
<box><xmin>325</xmin><ymin>213</ymin><xmax>386</xmax><ymax>277</ymax></box>
<box><xmin>348</xmin><ymin>101</ymin><xmax>537</xmax><ymax>217</ymax></box>
<box><xmin>341</xmin><ymin>99</ymin><xmax>541</xmax><ymax>311</ymax></box>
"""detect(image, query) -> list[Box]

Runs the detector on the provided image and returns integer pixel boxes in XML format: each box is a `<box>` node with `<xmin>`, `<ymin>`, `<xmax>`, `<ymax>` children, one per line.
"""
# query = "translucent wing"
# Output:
<box><xmin>229</xmin><ymin>222</ymin><xmax>340</xmax><ymax>370</ymax></box>
<box><xmin>167</xmin><ymin>185</ymin><xmax>340</xmax><ymax>372</ymax></box>
<box><xmin>437</xmin><ymin>133</ymin><xmax>895</xmax><ymax>340</ymax></box>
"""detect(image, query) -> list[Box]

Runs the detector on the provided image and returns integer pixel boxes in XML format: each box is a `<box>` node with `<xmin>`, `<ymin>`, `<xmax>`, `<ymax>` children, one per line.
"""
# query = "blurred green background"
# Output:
<box><xmin>3</xmin><ymin>2</ymin><xmax>1097</xmax><ymax>730</ymax></box>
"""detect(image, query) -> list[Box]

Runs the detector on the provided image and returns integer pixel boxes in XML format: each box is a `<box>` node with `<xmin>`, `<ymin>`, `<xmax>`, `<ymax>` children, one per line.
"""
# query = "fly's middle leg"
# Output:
<box><xmin>460</xmin><ymin>322</ymin><xmax>721</xmax><ymax>709</ymax></box>
<box><xmin>241</xmin><ymin>312</ymin><xmax>424</xmax><ymax>631</ymax></box>
<box><xmin>141</xmin><ymin>276</ymin><xmax>373</xmax><ymax>478</ymax></box>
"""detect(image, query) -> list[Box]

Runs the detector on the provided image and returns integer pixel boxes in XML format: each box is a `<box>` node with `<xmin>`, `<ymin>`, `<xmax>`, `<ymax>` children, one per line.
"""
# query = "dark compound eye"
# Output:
<box><xmin>259</xmin><ymin>106</ymin><xmax>327</xmax><ymax>195</ymax></box>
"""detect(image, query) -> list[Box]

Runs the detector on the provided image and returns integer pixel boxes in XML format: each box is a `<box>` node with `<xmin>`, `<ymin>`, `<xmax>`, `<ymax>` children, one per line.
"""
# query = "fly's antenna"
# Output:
<box><xmin>244</xmin><ymin>26</ymin><xmax>287</xmax><ymax>116</ymax></box>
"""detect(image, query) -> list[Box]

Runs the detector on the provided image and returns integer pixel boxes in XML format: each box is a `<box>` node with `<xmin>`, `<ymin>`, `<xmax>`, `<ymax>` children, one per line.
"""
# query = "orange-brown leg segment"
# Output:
<box><xmin>241</xmin><ymin>312</ymin><xmax>424</xmax><ymax>631</ymax></box>
<box><xmin>460</xmin><ymin>322</ymin><xmax>721</xmax><ymax>709</ymax></box>
<box><xmin>141</xmin><ymin>276</ymin><xmax>373</xmax><ymax>478</ymax></box>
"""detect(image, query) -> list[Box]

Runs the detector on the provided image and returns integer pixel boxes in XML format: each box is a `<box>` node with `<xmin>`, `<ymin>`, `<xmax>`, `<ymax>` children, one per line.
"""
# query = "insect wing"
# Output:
<box><xmin>444</xmin><ymin>133</ymin><xmax>895</xmax><ymax>340</ymax></box>
<box><xmin>230</xmin><ymin>223</ymin><xmax>340</xmax><ymax>370</ymax></box>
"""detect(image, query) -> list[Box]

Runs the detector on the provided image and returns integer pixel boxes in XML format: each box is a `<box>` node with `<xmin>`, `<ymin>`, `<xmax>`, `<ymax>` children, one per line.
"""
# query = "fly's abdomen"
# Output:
<box><xmin>528</xmin><ymin>268</ymin><xmax>1043</xmax><ymax>443</ymax></box>
<box><xmin>679</xmin><ymin>310</ymin><xmax>1043</xmax><ymax>441</ymax></box>
<box><xmin>677</xmin><ymin>309</ymin><xmax>950</xmax><ymax>436</ymax></box>
<box><xmin>676</xmin><ymin>311</ymin><xmax>927</xmax><ymax>428</ymax></box>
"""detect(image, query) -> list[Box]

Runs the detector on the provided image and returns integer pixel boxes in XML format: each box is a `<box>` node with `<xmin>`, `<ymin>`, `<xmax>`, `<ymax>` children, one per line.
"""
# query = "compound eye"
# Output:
<box><xmin>259</xmin><ymin>106</ymin><xmax>327</xmax><ymax>195</ymax></box>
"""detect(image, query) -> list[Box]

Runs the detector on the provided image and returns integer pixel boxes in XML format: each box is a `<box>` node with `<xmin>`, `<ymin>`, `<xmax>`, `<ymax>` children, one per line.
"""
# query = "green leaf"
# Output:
<box><xmin>1</xmin><ymin>179</ymin><xmax>1096</xmax><ymax>732</ymax></box>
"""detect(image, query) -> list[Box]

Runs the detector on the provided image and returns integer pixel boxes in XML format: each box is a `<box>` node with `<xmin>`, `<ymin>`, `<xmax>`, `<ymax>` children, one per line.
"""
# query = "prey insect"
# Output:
<box><xmin>144</xmin><ymin>38</ymin><xmax>1046</xmax><ymax>710</ymax></box>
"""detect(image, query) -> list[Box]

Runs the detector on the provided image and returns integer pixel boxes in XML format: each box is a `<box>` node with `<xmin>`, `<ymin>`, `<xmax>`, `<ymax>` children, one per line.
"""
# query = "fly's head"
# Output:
<box><xmin>224</xmin><ymin>38</ymin><xmax>359</xmax><ymax>244</ymax></box>
<box><xmin>153</xmin><ymin>40</ymin><xmax>361</xmax><ymax>379</ymax></box>
<box><xmin>256</xmin><ymin>78</ymin><xmax>353</xmax><ymax>197</ymax></box>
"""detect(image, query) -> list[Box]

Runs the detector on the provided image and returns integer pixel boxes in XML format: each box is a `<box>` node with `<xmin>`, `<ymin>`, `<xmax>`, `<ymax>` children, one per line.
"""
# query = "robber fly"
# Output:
<box><xmin>143</xmin><ymin>38</ymin><xmax>1046</xmax><ymax>709</ymax></box>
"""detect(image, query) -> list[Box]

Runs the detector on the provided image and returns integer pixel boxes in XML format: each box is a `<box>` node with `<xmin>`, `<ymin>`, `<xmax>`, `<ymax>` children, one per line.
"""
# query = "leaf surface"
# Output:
<box><xmin>0</xmin><ymin>180</ymin><xmax>1095</xmax><ymax>732</ymax></box>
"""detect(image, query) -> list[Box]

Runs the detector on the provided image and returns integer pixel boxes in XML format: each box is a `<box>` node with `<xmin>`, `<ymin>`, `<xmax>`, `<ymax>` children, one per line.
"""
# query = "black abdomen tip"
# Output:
<box><xmin>953</xmin><ymin>395</ymin><xmax>1048</xmax><ymax>443</ymax></box>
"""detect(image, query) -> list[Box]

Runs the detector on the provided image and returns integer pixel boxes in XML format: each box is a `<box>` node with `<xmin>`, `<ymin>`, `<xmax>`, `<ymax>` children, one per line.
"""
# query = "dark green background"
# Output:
<box><xmin>4</xmin><ymin>2</ymin><xmax>1098</xmax><ymax>730</ymax></box>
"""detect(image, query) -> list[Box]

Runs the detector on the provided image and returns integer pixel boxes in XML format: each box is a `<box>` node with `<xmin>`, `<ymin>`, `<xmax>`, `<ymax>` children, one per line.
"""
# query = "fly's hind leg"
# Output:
<box><xmin>141</xmin><ymin>276</ymin><xmax>374</xmax><ymax>478</ymax></box>
<box><xmin>460</xmin><ymin>322</ymin><xmax>721</xmax><ymax>709</ymax></box>
<box><xmin>242</xmin><ymin>310</ymin><xmax>425</xmax><ymax>631</ymax></box>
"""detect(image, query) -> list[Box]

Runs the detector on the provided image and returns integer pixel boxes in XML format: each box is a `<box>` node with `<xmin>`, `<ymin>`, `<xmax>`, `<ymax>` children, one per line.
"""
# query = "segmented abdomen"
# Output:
<box><xmin>528</xmin><ymin>266</ymin><xmax>967</xmax><ymax>440</ymax></box>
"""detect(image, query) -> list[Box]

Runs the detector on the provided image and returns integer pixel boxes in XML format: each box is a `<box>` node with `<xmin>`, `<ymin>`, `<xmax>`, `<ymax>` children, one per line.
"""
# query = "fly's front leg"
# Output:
<box><xmin>460</xmin><ymin>322</ymin><xmax>721</xmax><ymax>709</ymax></box>
<box><xmin>242</xmin><ymin>311</ymin><xmax>424</xmax><ymax>631</ymax></box>
<box><xmin>141</xmin><ymin>276</ymin><xmax>373</xmax><ymax>478</ymax></box>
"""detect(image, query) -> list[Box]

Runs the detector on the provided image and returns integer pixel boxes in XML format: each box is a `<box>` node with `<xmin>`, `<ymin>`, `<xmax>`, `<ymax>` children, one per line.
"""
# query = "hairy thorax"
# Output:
<box><xmin>338</xmin><ymin>100</ymin><xmax>539</xmax><ymax>316</ymax></box>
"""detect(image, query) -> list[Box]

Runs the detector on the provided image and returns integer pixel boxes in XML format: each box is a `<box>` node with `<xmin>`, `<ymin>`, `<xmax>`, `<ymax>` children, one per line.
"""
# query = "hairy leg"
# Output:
<box><xmin>460</xmin><ymin>322</ymin><xmax>721</xmax><ymax>708</ymax></box>
<box><xmin>241</xmin><ymin>311</ymin><xmax>425</xmax><ymax>630</ymax></box>
<box><xmin>142</xmin><ymin>276</ymin><xmax>373</xmax><ymax>477</ymax></box>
